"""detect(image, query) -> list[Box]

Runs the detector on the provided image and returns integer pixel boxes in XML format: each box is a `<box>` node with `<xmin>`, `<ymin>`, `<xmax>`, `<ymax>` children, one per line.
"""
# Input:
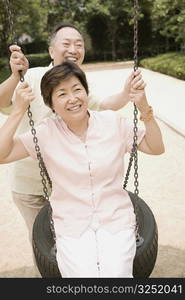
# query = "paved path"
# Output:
<box><xmin>0</xmin><ymin>63</ymin><xmax>185</xmax><ymax>277</ymax></box>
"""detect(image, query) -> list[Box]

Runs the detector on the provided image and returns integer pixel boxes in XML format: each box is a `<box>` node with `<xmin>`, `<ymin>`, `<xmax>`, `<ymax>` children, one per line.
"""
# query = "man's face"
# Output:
<box><xmin>49</xmin><ymin>27</ymin><xmax>85</xmax><ymax>66</ymax></box>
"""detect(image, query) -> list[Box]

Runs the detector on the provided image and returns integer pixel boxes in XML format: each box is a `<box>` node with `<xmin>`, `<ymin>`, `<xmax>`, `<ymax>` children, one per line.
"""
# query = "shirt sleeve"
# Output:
<box><xmin>0</xmin><ymin>104</ymin><xmax>13</xmax><ymax>115</ymax></box>
<box><xmin>88</xmin><ymin>94</ymin><xmax>101</xmax><ymax>111</ymax></box>
<box><xmin>120</xmin><ymin>117</ymin><xmax>146</xmax><ymax>153</ymax></box>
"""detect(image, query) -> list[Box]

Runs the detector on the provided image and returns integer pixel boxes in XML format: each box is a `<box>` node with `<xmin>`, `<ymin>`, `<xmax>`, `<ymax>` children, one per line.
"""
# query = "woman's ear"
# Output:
<box><xmin>51</xmin><ymin>103</ymin><xmax>55</xmax><ymax>113</ymax></box>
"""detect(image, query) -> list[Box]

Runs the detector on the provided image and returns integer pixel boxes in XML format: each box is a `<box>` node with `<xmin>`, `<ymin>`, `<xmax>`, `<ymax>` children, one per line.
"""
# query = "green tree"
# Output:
<box><xmin>152</xmin><ymin>0</ymin><xmax>185</xmax><ymax>51</ymax></box>
<box><xmin>84</xmin><ymin>0</ymin><xmax>134</xmax><ymax>60</ymax></box>
<box><xmin>46</xmin><ymin>0</ymin><xmax>87</xmax><ymax>33</ymax></box>
<box><xmin>0</xmin><ymin>1</ymin><xmax>9</xmax><ymax>56</ymax></box>
<box><xmin>0</xmin><ymin>0</ymin><xmax>49</xmax><ymax>56</ymax></box>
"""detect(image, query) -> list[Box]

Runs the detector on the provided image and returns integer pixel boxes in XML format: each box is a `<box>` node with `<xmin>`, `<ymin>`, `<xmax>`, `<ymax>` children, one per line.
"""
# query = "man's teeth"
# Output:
<box><xmin>68</xmin><ymin>105</ymin><xmax>81</xmax><ymax>111</ymax></box>
<box><xmin>67</xmin><ymin>57</ymin><xmax>77</xmax><ymax>62</ymax></box>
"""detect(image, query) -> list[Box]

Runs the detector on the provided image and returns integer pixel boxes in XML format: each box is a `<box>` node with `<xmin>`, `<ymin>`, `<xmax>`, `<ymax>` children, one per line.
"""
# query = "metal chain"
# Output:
<box><xmin>123</xmin><ymin>0</ymin><xmax>144</xmax><ymax>247</ymax></box>
<box><xmin>123</xmin><ymin>0</ymin><xmax>139</xmax><ymax>190</ymax></box>
<box><xmin>4</xmin><ymin>0</ymin><xmax>57</xmax><ymax>246</ymax></box>
<box><xmin>4</xmin><ymin>0</ymin><xmax>16</xmax><ymax>45</ymax></box>
<box><xmin>4</xmin><ymin>0</ymin><xmax>24</xmax><ymax>82</ymax></box>
<box><xmin>27</xmin><ymin>108</ymin><xmax>56</xmax><ymax>244</ymax></box>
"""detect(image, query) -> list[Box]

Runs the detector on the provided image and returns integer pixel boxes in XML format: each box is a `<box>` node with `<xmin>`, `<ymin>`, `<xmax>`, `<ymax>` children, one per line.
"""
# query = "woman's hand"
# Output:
<box><xmin>121</xmin><ymin>69</ymin><xmax>146</xmax><ymax>106</ymax></box>
<box><xmin>129</xmin><ymin>70</ymin><xmax>150</xmax><ymax>113</ymax></box>
<box><xmin>125</xmin><ymin>69</ymin><xmax>146</xmax><ymax>91</ymax></box>
<box><xmin>13</xmin><ymin>82</ymin><xmax>35</xmax><ymax>113</ymax></box>
<box><xmin>9</xmin><ymin>45</ymin><xmax>29</xmax><ymax>79</ymax></box>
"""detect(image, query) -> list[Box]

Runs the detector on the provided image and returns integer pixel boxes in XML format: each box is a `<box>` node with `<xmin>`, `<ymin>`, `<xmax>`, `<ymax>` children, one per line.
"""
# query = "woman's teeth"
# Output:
<box><xmin>68</xmin><ymin>105</ymin><xmax>81</xmax><ymax>111</ymax></box>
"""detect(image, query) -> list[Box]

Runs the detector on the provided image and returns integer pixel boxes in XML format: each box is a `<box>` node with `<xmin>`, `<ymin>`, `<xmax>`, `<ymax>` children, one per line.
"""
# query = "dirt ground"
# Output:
<box><xmin>0</xmin><ymin>61</ymin><xmax>185</xmax><ymax>278</ymax></box>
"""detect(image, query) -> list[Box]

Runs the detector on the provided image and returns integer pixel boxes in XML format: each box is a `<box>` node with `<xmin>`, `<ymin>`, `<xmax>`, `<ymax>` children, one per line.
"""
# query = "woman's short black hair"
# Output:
<box><xmin>41</xmin><ymin>61</ymin><xmax>89</xmax><ymax>109</ymax></box>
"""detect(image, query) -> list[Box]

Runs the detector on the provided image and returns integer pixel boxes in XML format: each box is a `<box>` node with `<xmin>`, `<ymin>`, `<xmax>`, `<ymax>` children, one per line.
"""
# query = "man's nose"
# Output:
<box><xmin>68</xmin><ymin>44</ymin><xmax>77</xmax><ymax>53</ymax></box>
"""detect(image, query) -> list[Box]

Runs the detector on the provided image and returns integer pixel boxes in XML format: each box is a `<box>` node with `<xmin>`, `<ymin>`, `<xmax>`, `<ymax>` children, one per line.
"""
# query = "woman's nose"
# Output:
<box><xmin>68</xmin><ymin>94</ymin><xmax>77</xmax><ymax>103</ymax></box>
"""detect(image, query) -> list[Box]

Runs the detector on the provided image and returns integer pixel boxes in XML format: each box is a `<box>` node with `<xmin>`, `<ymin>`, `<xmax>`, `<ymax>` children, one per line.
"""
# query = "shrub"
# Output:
<box><xmin>140</xmin><ymin>52</ymin><xmax>185</xmax><ymax>80</ymax></box>
<box><xmin>0</xmin><ymin>57</ymin><xmax>8</xmax><ymax>68</ymax></box>
<box><xmin>26</xmin><ymin>53</ymin><xmax>51</xmax><ymax>68</ymax></box>
<box><xmin>0</xmin><ymin>53</ymin><xmax>51</xmax><ymax>83</ymax></box>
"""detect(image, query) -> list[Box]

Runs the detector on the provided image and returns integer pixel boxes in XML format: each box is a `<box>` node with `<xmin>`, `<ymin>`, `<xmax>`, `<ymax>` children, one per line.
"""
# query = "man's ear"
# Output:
<box><xmin>48</xmin><ymin>46</ymin><xmax>54</xmax><ymax>60</ymax></box>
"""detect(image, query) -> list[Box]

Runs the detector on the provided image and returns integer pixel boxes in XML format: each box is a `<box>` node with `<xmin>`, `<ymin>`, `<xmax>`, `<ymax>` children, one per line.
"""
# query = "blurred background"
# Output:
<box><xmin>0</xmin><ymin>0</ymin><xmax>185</xmax><ymax>82</ymax></box>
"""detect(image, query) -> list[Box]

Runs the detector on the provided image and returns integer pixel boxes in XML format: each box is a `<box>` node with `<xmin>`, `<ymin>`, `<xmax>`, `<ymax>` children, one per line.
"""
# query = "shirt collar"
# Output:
<box><xmin>56</xmin><ymin>109</ymin><xmax>94</xmax><ymax>140</ymax></box>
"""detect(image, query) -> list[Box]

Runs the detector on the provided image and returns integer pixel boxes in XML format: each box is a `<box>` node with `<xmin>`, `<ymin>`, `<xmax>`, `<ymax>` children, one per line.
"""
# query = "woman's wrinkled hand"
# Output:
<box><xmin>129</xmin><ymin>70</ymin><xmax>150</xmax><ymax>113</ymax></box>
<box><xmin>13</xmin><ymin>82</ymin><xmax>35</xmax><ymax>113</ymax></box>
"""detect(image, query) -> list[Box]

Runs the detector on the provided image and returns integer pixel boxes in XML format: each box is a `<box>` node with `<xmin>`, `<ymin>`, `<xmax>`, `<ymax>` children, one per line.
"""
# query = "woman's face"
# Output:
<box><xmin>52</xmin><ymin>76</ymin><xmax>88</xmax><ymax>123</ymax></box>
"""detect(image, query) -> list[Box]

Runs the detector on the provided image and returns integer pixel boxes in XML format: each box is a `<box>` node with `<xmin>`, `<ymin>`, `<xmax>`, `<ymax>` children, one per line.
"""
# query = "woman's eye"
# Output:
<box><xmin>74</xmin><ymin>88</ymin><xmax>81</xmax><ymax>92</ymax></box>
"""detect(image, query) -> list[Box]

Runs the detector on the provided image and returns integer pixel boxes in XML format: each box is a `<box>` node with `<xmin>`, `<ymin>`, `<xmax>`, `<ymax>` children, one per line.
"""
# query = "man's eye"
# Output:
<box><xmin>62</xmin><ymin>43</ymin><xmax>69</xmax><ymax>47</ymax></box>
<box><xmin>59</xmin><ymin>93</ymin><xmax>66</xmax><ymax>97</ymax></box>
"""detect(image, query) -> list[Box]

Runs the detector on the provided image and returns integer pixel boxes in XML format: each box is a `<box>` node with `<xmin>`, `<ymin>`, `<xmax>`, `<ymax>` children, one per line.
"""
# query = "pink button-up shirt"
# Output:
<box><xmin>19</xmin><ymin>110</ymin><xmax>145</xmax><ymax>238</ymax></box>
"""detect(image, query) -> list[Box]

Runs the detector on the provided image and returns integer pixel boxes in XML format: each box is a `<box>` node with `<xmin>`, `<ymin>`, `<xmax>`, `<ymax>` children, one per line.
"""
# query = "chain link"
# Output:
<box><xmin>4</xmin><ymin>0</ymin><xmax>56</xmax><ymax>246</ymax></box>
<box><xmin>27</xmin><ymin>107</ymin><xmax>56</xmax><ymax>244</ymax></box>
<box><xmin>4</xmin><ymin>0</ymin><xmax>16</xmax><ymax>45</ymax></box>
<box><xmin>4</xmin><ymin>0</ymin><xmax>24</xmax><ymax>82</ymax></box>
<box><xmin>123</xmin><ymin>0</ymin><xmax>144</xmax><ymax>247</ymax></box>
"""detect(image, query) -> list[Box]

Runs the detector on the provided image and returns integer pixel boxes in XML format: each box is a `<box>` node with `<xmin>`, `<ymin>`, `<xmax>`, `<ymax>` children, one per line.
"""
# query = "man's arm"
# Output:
<box><xmin>0</xmin><ymin>45</ymin><xmax>29</xmax><ymax>109</ymax></box>
<box><xmin>99</xmin><ymin>70</ymin><xmax>145</xmax><ymax>111</ymax></box>
<box><xmin>0</xmin><ymin>82</ymin><xmax>34</xmax><ymax>164</ymax></box>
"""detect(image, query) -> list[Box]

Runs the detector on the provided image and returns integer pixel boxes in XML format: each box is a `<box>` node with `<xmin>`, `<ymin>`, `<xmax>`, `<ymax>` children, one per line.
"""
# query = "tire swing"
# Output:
<box><xmin>5</xmin><ymin>0</ymin><xmax>158</xmax><ymax>278</ymax></box>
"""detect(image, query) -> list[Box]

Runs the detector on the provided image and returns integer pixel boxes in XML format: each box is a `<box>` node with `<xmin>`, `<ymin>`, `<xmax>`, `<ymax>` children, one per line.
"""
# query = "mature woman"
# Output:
<box><xmin>0</xmin><ymin>61</ymin><xmax>164</xmax><ymax>277</ymax></box>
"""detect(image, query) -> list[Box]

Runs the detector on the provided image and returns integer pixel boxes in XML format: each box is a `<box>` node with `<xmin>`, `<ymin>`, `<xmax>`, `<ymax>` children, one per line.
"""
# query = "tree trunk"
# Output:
<box><xmin>111</xmin><ymin>37</ymin><xmax>117</xmax><ymax>61</ymax></box>
<box><xmin>180</xmin><ymin>40</ymin><xmax>185</xmax><ymax>52</ymax></box>
<box><xmin>110</xmin><ymin>24</ymin><xmax>117</xmax><ymax>61</ymax></box>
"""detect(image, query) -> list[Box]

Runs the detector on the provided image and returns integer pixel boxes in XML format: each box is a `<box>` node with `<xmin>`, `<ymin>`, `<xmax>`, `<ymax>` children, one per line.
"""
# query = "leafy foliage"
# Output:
<box><xmin>151</xmin><ymin>0</ymin><xmax>185</xmax><ymax>50</ymax></box>
<box><xmin>0</xmin><ymin>0</ymin><xmax>185</xmax><ymax>62</ymax></box>
<box><xmin>140</xmin><ymin>52</ymin><xmax>185</xmax><ymax>80</ymax></box>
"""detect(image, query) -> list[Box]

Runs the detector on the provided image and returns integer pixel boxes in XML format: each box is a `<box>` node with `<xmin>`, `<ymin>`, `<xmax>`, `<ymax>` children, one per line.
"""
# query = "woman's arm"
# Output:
<box><xmin>129</xmin><ymin>78</ymin><xmax>165</xmax><ymax>155</ymax></box>
<box><xmin>99</xmin><ymin>69</ymin><xmax>145</xmax><ymax>111</ymax></box>
<box><xmin>138</xmin><ymin>111</ymin><xmax>165</xmax><ymax>155</ymax></box>
<box><xmin>0</xmin><ymin>82</ymin><xmax>34</xmax><ymax>164</ymax></box>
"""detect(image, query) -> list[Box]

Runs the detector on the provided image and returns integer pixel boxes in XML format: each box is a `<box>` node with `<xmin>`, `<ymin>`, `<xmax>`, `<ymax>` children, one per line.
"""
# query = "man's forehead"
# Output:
<box><xmin>56</xmin><ymin>27</ymin><xmax>83</xmax><ymax>41</ymax></box>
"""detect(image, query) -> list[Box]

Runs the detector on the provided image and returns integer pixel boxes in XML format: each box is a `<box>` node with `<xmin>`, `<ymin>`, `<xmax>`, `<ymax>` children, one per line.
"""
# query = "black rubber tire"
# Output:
<box><xmin>32</xmin><ymin>191</ymin><xmax>158</xmax><ymax>278</ymax></box>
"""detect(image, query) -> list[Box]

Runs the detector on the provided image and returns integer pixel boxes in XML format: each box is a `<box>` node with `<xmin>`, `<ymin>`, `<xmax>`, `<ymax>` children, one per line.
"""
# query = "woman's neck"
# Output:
<box><xmin>67</xmin><ymin>112</ymin><xmax>89</xmax><ymax>140</ymax></box>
